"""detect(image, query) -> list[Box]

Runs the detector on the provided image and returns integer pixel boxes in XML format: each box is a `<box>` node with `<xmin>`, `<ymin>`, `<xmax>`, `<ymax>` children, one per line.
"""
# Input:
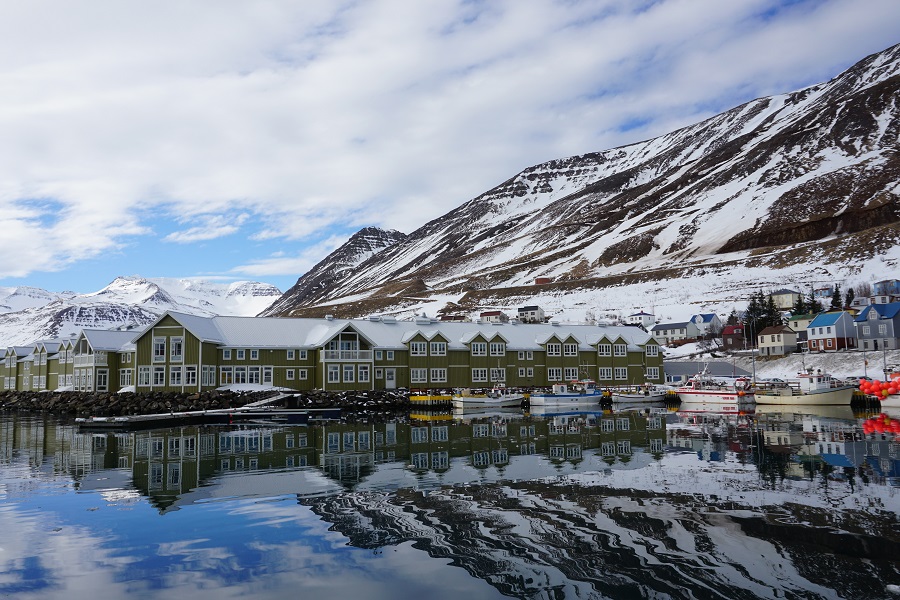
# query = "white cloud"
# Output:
<box><xmin>1</xmin><ymin>0</ymin><xmax>899</xmax><ymax>285</ymax></box>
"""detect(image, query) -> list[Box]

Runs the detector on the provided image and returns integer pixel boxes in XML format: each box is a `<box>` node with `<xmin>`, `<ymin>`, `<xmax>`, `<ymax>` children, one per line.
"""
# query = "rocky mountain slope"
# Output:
<box><xmin>268</xmin><ymin>43</ymin><xmax>900</xmax><ymax>323</ymax></box>
<box><xmin>0</xmin><ymin>276</ymin><xmax>282</xmax><ymax>347</ymax></box>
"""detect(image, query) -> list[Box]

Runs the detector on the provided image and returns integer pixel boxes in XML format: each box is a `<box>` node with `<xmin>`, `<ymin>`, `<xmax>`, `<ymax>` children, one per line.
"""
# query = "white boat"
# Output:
<box><xmin>451</xmin><ymin>386</ymin><xmax>526</xmax><ymax>409</ymax></box>
<box><xmin>529</xmin><ymin>380</ymin><xmax>603</xmax><ymax>406</ymax></box>
<box><xmin>676</xmin><ymin>370</ymin><xmax>754</xmax><ymax>404</ymax></box>
<box><xmin>754</xmin><ymin>370</ymin><xmax>855</xmax><ymax>406</ymax></box>
<box><xmin>609</xmin><ymin>384</ymin><xmax>671</xmax><ymax>403</ymax></box>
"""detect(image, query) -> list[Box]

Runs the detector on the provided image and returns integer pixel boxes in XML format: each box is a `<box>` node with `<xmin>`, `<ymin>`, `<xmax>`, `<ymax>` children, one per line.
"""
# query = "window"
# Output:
<box><xmin>863</xmin><ymin>326</ymin><xmax>871</xmax><ymax>335</ymax></box>
<box><xmin>547</xmin><ymin>368</ymin><xmax>562</xmax><ymax>381</ymax></box>
<box><xmin>299</xmin><ymin>369</ymin><xmax>308</xmax><ymax>380</ymax></box>
<box><xmin>96</xmin><ymin>369</ymin><xmax>108</xmax><ymax>392</ymax></box>
<box><xmin>564</xmin><ymin>367</ymin><xmax>578</xmax><ymax>380</ymax></box>
<box><xmin>546</xmin><ymin>343</ymin><xmax>561</xmax><ymax>356</ymax></box>
<box><xmin>526</xmin><ymin>367</ymin><xmax>534</xmax><ymax>378</ymax></box>
<box><xmin>598</xmin><ymin>367</ymin><xmax>612</xmax><ymax>380</ymax></box>
<box><xmin>153</xmin><ymin>337</ymin><xmax>166</xmax><ymax>362</ymax></box>
<box><xmin>472</xmin><ymin>368</ymin><xmax>488</xmax><ymax>382</ymax></box>
<box><xmin>358</xmin><ymin>365</ymin><xmax>370</xmax><ymax>383</ymax></box>
<box><xmin>185</xmin><ymin>366</ymin><xmax>197</xmax><ymax>386</ymax></box>
<box><xmin>645</xmin><ymin>345</ymin><xmax>658</xmax><ymax>357</ymax></box>
<box><xmin>234</xmin><ymin>366</ymin><xmax>247</xmax><ymax>384</ymax></box>
<box><xmin>153</xmin><ymin>366</ymin><xmax>166</xmax><ymax>386</ymax></box>
<box><xmin>613</xmin><ymin>344</ymin><xmax>627</xmax><ymax>357</ymax></box>
<box><xmin>826</xmin><ymin>339</ymin><xmax>833</xmax><ymax>348</ymax></box>
<box><xmin>518</xmin><ymin>351</ymin><xmax>526</xmax><ymax>360</ymax></box>
<box><xmin>236</xmin><ymin>349</ymin><xmax>245</xmax><ymax>360</ymax></box>
<box><xmin>375</xmin><ymin>368</ymin><xmax>383</xmax><ymax>379</ymax></box>
<box><xmin>563</xmin><ymin>343</ymin><xmax>578</xmax><ymax>356</ymax></box>
<box><xmin>170</xmin><ymin>337</ymin><xmax>183</xmax><ymax>362</ymax></box>
<box><xmin>645</xmin><ymin>367</ymin><xmax>660</xmax><ymax>380</ymax></box>
<box><xmin>287</xmin><ymin>350</ymin><xmax>295</xmax><ymax>360</ymax></box>
<box><xmin>518</xmin><ymin>367</ymin><xmax>526</xmax><ymax>377</ymax></box>
<box><xmin>614</xmin><ymin>367</ymin><xmax>628</xmax><ymax>380</ymax></box>
<box><xmin>490</xmin><ymin>342</ymin><xmax>505</xmax><ymax>356</ymax></box>
<box><xmin>490</xmin><ymin>368</ymin><xmax>505</xmax><ymax>382</ymax></box>
<box><xmin>430</xmin><ymin>342</ymin><xmax>446</xmax><ymax>356</ymax></box>
<box><xmin>223</xmin><ymin>349</ymin><xmax>232</xmax><ymax>360</ymax></box>
<box><xmin>411</xmin><ymin>368</ymin><xmax>428</xmax><ymax>384</ymax></box>
<box><xmin>250</xmin><ymin>350</ymin><xmax>259</xmax><ymax>360</ymax></box>
<box><xmin>386</xmin><ymin>351</ymin><xmax>394</xmax><ymax>360</ymax></box>
<box><xmin>286</xmin><ymin>369</ymin><xmax>295</xmax><ymax>381</ymax></box>
<box><xmin>879</xmin><ymin>324</ymin><xmax>887</xmax><ymax>334</ymax></box>
<box><xmin>470</xmin><ymin>342</ymin><xmax>487</xmax><ymax>356</ymax></box>
<box><xmin>430</xmin><ymin>368</ymin><xmax>447</xmax><ymax>383</ymax></box>
<box><xmin>248</xmin><ymin>366</ymin><xmax>261</xmax><ymax>384</ymax></box>
<box><xmin>526</xmin><ymin>351</ymin><xmax>533</xmax><ymax>360</ymax></box>
<box><xmin>263</xmin><ymin>366</ymin><xmax>272</xmax><ymax>385</ymax></box>
<box><xmin>138</xmin><ymin>366</ymin><xmax>150</xmax><ymax>386</ymax></box>
<box><xmin>298</xmin><ymin>350</ymin><xmax>307</xmax><ymax>360</ymax></box>
<box><xmin>120</xmin><ymin>369</ymin><xmax>133</xmax><ymax>387</ymax></box>
<box><xmin>375</xmin><ymin>350</ymin><xmax>383</xmax><ymax>360</ymax></box>
<box><xmin>410</xmin><ymin>341</ymin><xmax>427</xmax><ymax>356</ymax></box>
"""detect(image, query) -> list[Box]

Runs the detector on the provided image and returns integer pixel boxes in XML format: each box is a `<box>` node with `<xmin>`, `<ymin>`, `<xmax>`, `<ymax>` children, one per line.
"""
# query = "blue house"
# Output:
<box><xmin>853</xmin><ymin>302</ymin><xmax>900</xmax><ymax>351</ymax></box>
<box><xmin>807</xmin><ymin>311</ymin><xmax>856</xmax><ymax>352</ymax></box>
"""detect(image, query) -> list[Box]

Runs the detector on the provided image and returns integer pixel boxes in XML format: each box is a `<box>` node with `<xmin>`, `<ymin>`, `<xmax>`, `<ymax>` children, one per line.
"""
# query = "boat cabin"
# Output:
<box><xmin>551</xmin><ymin>380</ymin><xmax>597</xmax><ymax>395</ymax></box>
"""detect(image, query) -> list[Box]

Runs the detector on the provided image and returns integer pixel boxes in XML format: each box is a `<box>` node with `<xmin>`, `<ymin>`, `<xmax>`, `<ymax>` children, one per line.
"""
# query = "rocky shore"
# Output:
<box><xmin>0</xmin><ymin>388</ymin><xmax>416</xmax><ymax>419</ymax></box>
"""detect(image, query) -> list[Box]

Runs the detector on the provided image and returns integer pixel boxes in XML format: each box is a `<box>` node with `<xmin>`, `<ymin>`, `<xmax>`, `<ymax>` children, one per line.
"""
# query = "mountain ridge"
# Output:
<box><xmin>266</xmin><ymin>42</ymin><xmax>900</xmax><ymax>323</ymax></box>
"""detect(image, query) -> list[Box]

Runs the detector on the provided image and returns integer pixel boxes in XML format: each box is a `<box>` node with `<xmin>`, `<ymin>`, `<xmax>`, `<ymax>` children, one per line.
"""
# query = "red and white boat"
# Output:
<box><xmin>676</xmin><ymin>369</ymin><xmax>754</xmax><ymax>405</ymax></box>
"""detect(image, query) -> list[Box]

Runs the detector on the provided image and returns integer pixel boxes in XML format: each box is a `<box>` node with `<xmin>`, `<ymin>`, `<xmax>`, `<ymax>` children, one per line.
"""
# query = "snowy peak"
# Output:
<box><xmin>0</xmin><ymin>276</ymin><xmax>283</xmax><ymax>347</ymax></box>
<box><xmin>260</xmin><ymin>227</ymin><xmax>407</xmax><ymax>316</ymax></box>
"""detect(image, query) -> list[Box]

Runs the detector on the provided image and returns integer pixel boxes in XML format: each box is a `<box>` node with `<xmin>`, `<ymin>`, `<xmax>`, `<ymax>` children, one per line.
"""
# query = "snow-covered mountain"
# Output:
<box><xmin>268</xmin><ymin>42</ymin><xmax>900</xmax><ymax>324</ymax></box>
<box><xmin>0</xmin><ymin>276</ymin><xmax>282</xmax><ymax>347</ymax></box>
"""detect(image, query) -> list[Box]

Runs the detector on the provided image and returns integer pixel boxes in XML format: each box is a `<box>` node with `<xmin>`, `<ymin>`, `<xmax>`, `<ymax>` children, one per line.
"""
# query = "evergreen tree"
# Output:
<box><xmin>763</xmin><ymin>294</ymin><xmax>783</xmax><ymax>329</ymax></box>
<box><xmin>726</xmin><ymin>309</ymin><xmax>739</xmax><ymax>326</ymax></box>
<box><xmin>807</xmin><ymin>286</ymin><xmax>823</xmax><ymax>314</ymax></box>
<box><xmin>791</xmin><ymin>293</ymin><xmax>807</xmax><ymax>316</ymax></box>
<box><xmin>844</xmin><ymin>287</ymin><xmax>855</xmax><ymax>309</ymax></box>
<box><xmin>830</xmin><ymin>284</ymin><xmax>842</xmax><ymax>310</ymax></box>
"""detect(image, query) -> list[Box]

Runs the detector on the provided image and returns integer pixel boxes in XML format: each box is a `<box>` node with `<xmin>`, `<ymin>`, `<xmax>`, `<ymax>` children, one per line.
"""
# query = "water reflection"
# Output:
<box><xmin>1</xmin><ymin>404</ymin><xmax>899</xmax><ymax>599</ymax></box>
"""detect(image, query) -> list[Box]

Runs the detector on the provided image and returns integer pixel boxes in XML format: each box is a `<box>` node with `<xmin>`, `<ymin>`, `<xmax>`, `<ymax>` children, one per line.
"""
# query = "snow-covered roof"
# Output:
<box><xmin>81</xmin><ymin>329</ymin><xmax>141</xmax><ymax>352</ymax></box>
<box><xmin>650</xmin><ymin>322</ymin><xmax>690</xmax><ymax>331</ymax></box>
<box><xmin>153</xmin><ymin>311</ymin><xmax>654</xmax><ymax>352</ymax></box>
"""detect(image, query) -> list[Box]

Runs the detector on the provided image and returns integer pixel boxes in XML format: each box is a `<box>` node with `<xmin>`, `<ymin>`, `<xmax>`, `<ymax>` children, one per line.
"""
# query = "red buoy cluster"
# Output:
<box><xmin>859</xmin><ymin>376</ymin><xmax>900</xmax><ymax>399</ymax></box>
<box><xmin>862</xmin><ymin>413</ymin><xmax>900</xmax><ymax>435</ymax></box>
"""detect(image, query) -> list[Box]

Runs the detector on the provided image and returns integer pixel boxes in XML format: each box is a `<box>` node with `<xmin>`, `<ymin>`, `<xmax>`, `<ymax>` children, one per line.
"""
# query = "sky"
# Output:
<box><xmin>1</xmin><ymin>0</ymin><xmax>899</xmax><ymax>295</ymax></box>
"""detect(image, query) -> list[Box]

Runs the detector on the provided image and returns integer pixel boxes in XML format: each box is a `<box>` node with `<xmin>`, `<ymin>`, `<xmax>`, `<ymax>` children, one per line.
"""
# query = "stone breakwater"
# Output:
<box><xmin>0</xmin><ymin>389</ymin><xmax>415</xmax><ymax>418</ymax></box>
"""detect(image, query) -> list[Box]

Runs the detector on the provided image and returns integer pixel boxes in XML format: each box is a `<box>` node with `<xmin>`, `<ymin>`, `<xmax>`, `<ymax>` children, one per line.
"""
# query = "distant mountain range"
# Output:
<box><xmin>264</xmin><ymin>42</ymin><xmax>900</xmax><ymax>324</ymax></box>
<box><xmin>0</xmin><ymin>277</ymin><xmax>282</xmax><ymax>347</ymax></box>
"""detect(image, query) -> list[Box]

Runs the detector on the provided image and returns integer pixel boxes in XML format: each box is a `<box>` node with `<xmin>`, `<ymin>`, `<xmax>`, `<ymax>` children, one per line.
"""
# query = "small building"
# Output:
<box><xmin>690</xmin><ymin>313</ymin><xmax>723</xmax><ymax>339</ymax></box>
<box><xmin>757</xmin><ymin>325</ymin><xmax>797</xmax><ymax>357</ymax></box>
<box><xmin>722</xmin><ymin>324</ymin><xmax>745</xmax><ymax>349</ymax></box>
<box><xmin>439</xmin><ymin>315</ymin><xmax>469</xmax><ymax>322</ymax></box>
<box><xmin>649</xmin><ymin>321</ymin><xmax>701</xmax><ymax>346</ymax></box>
<box><xmin>517</xmin><ymin>306</ymin><xmax>545</xmax><ymax>324</ymax></box>
<box><xmin>873</xmin><ymin>280</ymin><xmax>900</xmax><ymax>297</ymax></box>
<box><xmin>534</xmin><ymin>277</ymin><xmax>553</xmax><ymax>285</ymax></box>
<box><xmin>479</xmin><ymin>310</ymin><xmax>509</xmax><ymax>323</ymax></box>
<box><xmin>807</xmin><ymin>311</ymin><xmax>856</xmax><ymax>352</ymax></box>
<box><xmin>853</xmin><ymin>302</ymin><xmax>900</xmax><ymax>351</ymax></box>
<box><xmin>769</xmin><ymin>289</ymin><xmax>801</xmax><ymax>311</ymax></box>
<box><xmin>787</xmin><ymin>314</ymin><xmax>817</xmax><ymax>348</ymax></box>
<box><xmin>626</xmin><ymin>311</ymin><xmax>655</xmax><ymax>328</ymax></box>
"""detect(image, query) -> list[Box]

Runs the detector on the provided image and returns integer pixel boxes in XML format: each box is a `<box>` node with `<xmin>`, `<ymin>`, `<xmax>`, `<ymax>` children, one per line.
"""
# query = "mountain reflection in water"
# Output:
<box><xmin>1</xmin><ymin>403</ymin><xmax>899</xmax><ymax>600</ymax></box>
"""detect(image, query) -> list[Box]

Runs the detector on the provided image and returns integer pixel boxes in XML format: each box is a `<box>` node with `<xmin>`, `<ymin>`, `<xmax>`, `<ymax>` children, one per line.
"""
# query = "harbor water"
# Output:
<box><xmin>1</xmin><ymin>402</ymin><xmax>899</xmax><ymax>599</ymax></box>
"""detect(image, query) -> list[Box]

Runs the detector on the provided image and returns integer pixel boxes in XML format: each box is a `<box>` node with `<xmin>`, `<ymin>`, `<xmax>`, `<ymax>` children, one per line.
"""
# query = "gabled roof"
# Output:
<box><xmin>628</xmin><ymin>311</ymin><xmax>654</xmax><ymax>317</ymax></box>
<box><xmin>808</xmin><ymin>312</ymin><xmax>850</xmax><ymax>328</ymax></box>
<box><xmin>80</xmin><ymin>329</ymin><xmax>140</xmax><ymax>352</ymax></box>
<box><xmin>722</xmin><ymin>325</ymin><xmax>743</xmax><ymax>335</ymax></box>
<box><xmin>758</xmin><ymin>325</ymin><xmax>794</xmax><ymax>336</ymax></box>
<box><xmin>692</xmin><ymin>313</ymin><xmax>717</xmax><ymax>323</ymax></box>
<box><xmin>854</xmin><ymin>302</ymin><xmax>900</xmax><ymax>322</ymax></box>
<box><xmin>771</xmin><ymin>288</ymin><xmax>800</xmax><ymax>295</ymax></box>
<box><xmin>650</xmin><ymin>322</ymin><xmax>690</xmax><ymax>331</ymax></box>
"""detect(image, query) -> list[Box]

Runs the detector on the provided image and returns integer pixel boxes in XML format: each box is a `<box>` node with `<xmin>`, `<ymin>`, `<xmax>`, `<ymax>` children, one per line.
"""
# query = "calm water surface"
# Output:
<box><xmin>2</xmin><ymin>403</ymin><xmax>899</xmax><ymax>600</ymax></box>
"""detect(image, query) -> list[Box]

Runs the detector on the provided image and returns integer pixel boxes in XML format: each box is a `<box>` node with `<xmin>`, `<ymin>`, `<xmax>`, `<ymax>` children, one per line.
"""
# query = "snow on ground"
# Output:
<box><xmin>665</xmin><ymin>343</ymin><xmax>900</xmax><ymax>381</ymax></box>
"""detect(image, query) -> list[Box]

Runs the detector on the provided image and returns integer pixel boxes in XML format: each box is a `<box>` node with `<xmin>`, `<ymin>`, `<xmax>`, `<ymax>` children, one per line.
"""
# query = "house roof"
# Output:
<box><xmin>808</xmin><ymin>312</ymin><xmax>850</xmax><ymax>328</ymax></box>
<box><xmin>650</xmin><ymin>322</ymin><xmax>690</xmax><ymax>331</ymax></box>
<box><xmin>518</xmin><ymin>306</ymin><xmax>541</xmax><ymax>312</ymax></box>
<box><xmin>788</xmin><ymin>313</ymin><xmax>817</xmax><ymax>322</ymax></box>
<box><xmin>758</xmin><ymin>325</ymin><xmax>794</xmax><ymax>336</ymax></box>
<box><xmin>692</xmin><ymin>313</ymin><xmax>717</xmax><ymax>323</ymax></box>
<box><xmin>150</xmin><ymin>311</ymin><xmax>654</xmax><ymax>352</ymax></box>
<box><xmin>854</xmin><ymin>302</ymin><xmax>900</xmax><ymax>322</ymax></box>
<box><xmin>722</xmin><ymin>325</ymin><xmax>743</xmax><ymax>335</ymax></box>
<box><xmin>771</xmin><ymin>288</ymin><xmax>800</xmax><ymax>295</ymax></box>
<box><xmin>628</xmin><ymin>311</ymin><xmax>654</xmax><ymax>317</ymax></box>
<box><xmin>81</xmin><ymin>329</ymin><xmax>141</xmax><ymax>352</ymax></box>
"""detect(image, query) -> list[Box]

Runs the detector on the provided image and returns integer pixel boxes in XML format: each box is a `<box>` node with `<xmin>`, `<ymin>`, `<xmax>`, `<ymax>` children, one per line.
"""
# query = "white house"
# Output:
<box><xmin>757</xmin><ymin>325</ymin><xmax>797</xmax><ymax>356</ymax></box>
<box><xmin>626</xmin><ymin>311</ymin><xmax>655</xmax><ymax>328</ymax></box>
<box><xmin>690</xmin><ymin>313</ymin><xmax>723</xmax><ymax>338</ymax></box>
<box><xmin>649</xmin><ymin>321</ymin><xmax>701</xmax><ymax>345</ymax></box>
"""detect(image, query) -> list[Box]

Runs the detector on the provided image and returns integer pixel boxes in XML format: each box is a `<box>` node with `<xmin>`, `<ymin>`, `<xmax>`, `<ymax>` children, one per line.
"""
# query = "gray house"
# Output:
<box><xmin>854</xmin><ymin>302</ymin><xmax>900</xmax><ymax>351</ymax></box>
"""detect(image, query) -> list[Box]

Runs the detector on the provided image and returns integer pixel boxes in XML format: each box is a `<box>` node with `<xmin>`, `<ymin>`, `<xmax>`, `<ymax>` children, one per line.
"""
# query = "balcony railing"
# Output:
<box><xmin>74</xmin><ymin>352</ymin><xmax>107</xmax><ymax>367</ymax></box>
<box><xmin>322</xmin><ymin>350</ymin><xmax>373</xmax><ymax>361</ymax></box>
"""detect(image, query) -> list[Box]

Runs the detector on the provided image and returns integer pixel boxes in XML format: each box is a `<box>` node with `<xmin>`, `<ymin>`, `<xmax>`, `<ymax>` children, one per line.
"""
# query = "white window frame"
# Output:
<box><xmin>470</xmin><ymin>342</ymin><xmax>487</xmax><ymax>356</ymax></box>
<box><xmin>430</xmin><ymin>341</ymin><xmax>447</xmax><ymax>356</ymax></box>
<box><xmin>564</xmin><ymin>367</ymin><xmax>578</xmax><ymax>380</ymax></box>
<box><xmin>358</xmin><ymin>365</ymin><xmax>370</xmax><ymax>383</ymax></box>
<box><xmin>471</xmin><ymin>368</ymin><xmax>488</xmax><ymax>383</ymax></box>
<box><xmin>328</xmin><ymin>365</ymin><xmax>340</xmax><ymax>383</ymax></box>
<box><xmin>546</xmin><ymin>343</ymin><xmax>561</xmax><ymax>356</ymax></box>
<box><xmin>223</xmin><ymin>349</ymin><xmax>232</xmax><ymax>360</ymax></box>
<box><xmin>430</xmin><ymin>368</ymin><xmax>447</xmax><ymax>383</ymax></box>
<box><xmin>598</xmin><ymin>367</ymin><xmax>612</xmax><ymax>380</ymax></box>
<box><xmin>613</xmin><ymin>344</ymin><xmax>627</xmax><ymax>357</ymax></box>
<box><xmin>410</xmin><ymin>341</ymin><xmax>427</xmax><ymax>356</ymax></box>
<box><xmin>645</xmin><ymin>345</ymin><xmax>659</xmax><ymax>357</ymax></box>
<box><xmin>343</xmin><ymin>364</ymin><xmax>354</xmax><ymax>383</ymax></box>
<box><xmin>185</xmin><ymin>365</ymin><xmax>197</xmax><ymax>386</ymax></box>
<box><xmin>547</xmin><ymin>367</ymin><xmax>562</xmax><ymax>381</ymax></box>
<box><xmin>153</xmin><ymin>337</ymin><xmax>166</xmax><ymax>363</ymax></box>
<box><xmin>614</xmin><ymin>367</ymin><xmax>628</xmax><ymax>380</ymax></box>
<box><xmin>563</xmin><ymin>343</ymin><xmax>578</xmax><ymax>356</ymax></box>
<box><xmin>286</xmin><ymin>369</ymin><xmax>295</xmax><ymax>381</ymax></box>
<box><xmin>170</xmin><ymin>337</ymin><xmax>183</xmax><ymax>362</ymax></box>
<box><xmin>489</xmin><ymin>342</ymin><xmax>505</xmax><ymax>356</ymax></box>
<box><xmin>411</xmin><ymin>368</ymin><xmax>428</xmax><ymax>384</ymax></box>
<box><xmin>170</xmin><ymin>366</ymin><xmax>183</xmax><ymax>386</ymax></box>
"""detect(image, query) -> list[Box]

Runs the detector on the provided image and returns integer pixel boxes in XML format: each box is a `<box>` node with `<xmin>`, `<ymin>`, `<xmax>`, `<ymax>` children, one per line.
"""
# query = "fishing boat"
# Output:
<box><xmin>755</xmin><ymin>370</ymin><xmax>854</xmax><ymax>406</ymax></box>
<box><xmin>675</xmin><ymin>368</ymin><xmax>754</xmax><ymax>404</ymax></box>
<box><xmin>608</xmin><ymin>384</ymin><xmax>671</xmax><ymax>403</ymax></box>
<box><xmin>529</xmin><ymin>379</ymin><xmax>603</xmax><ymax>406</ymax></box>
<box><xmin>451</xmin><ymin>386</ymin><xmax>527</xmax><ymax>409</ymax></box>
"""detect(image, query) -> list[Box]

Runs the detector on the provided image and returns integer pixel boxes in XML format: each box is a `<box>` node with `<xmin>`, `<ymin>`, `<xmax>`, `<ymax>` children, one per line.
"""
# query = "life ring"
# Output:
<box><xmin>734</xmin><ymin>378</ymin><xmax>750</xmax><ymax>391</ymax></box>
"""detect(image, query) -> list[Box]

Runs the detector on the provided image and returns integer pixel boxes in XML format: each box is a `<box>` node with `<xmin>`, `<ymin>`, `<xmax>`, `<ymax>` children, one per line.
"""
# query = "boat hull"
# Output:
<box><xmin>610</xmin><ymin>391</ymin><xmax>668</xmax><ymax>403</ymax></box>
<box><xmin>528</xmin><ymin>394</ymin><xmax>601</xmax><ymax>406</ymax></box>
<box><xmin>451</xmin><ymin>396</ymin><xmax>525</xmax><ymax>409</ymax></box>
<box><xmin>755</xmin><ymin>386</ymin><xmax>854</xmax><ymax>406</ymax></box>
<box><xmin>676</xmin><ymin>391</ymin><xmax>753</xmax><ymax>404</ymax></box>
